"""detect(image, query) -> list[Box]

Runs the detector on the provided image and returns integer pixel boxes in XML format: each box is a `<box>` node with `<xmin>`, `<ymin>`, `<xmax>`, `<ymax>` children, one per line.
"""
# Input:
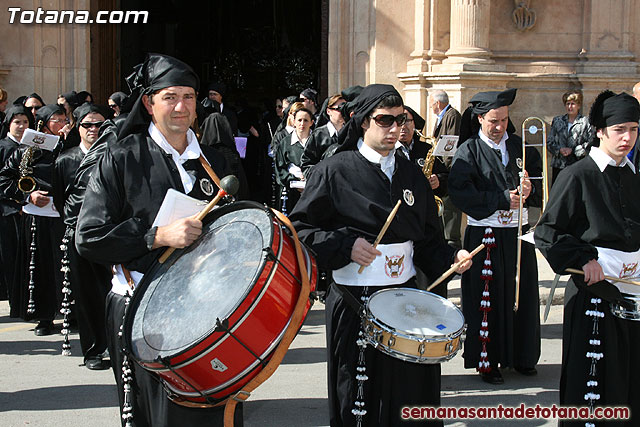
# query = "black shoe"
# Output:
<box><xmin>85</xmin><ymin>357</ymin><xmax>111</xmax><ymax>370</ymax></box>
<box><xmin>514</xmin><ymin>366</ymin><xmax>537</xmax><ymax>376</ymax></box>
<box><xmin>34</xmin><ymin>321</ymin><xmax>53</xmax><ymax>336</ymax></box>
<box><xmin>480</xmin><ymin>367</ymin><xmax>504</xmax><ymax>384</ymax></box>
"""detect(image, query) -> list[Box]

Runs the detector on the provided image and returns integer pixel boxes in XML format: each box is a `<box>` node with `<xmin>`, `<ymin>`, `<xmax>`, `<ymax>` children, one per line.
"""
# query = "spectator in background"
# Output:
<box><xmin>23</xmin><ymin>93</ymin><xmax>45</xmax><ymax>119</ymax></box>
<box><xmin>208</xmin><ymin>82</ymin><xmax>238</xmax><ymax>135</ymax></box>
<box><xmin>300</xmin><ymin>88</ymin><xmax>318</xmax><ymax>118</ymax></box>
<box><xmin>300</xmin><ymin>94</ymin><xmax>345</xmax><ymax>175</ymax></box>
<box><xmin>108</xmin><ymin>92</ymin><xmax>127</xmax><ymax>117</ymax></box>
<box><xmin>547</xmin><ymin>90</ymin><xmax>594</xmax><ymax>185</ymax></box>
<box><xmin>0</xmin><ymin>88</ymin><xmax>8</xmax><ymax>122</ymax></box>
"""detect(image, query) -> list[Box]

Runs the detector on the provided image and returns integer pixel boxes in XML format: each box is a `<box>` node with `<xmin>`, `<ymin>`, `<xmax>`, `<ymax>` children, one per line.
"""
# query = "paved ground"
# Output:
<box><xmin>0</xmin><ymin>252</ymin><xmax>569</xmax><ymax>427</ymax></box>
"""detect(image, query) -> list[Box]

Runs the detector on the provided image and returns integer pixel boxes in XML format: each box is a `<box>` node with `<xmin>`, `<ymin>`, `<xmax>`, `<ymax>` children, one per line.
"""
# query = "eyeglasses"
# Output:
<box><xmin>275</xmin><ymin>105</ymin><xmax>283</xmax><ymax>109</ymax></box>
<box><xmin>108</xmin><ymin>104</ymin><xmax>118</xmax><ymax>110</ymax></box>
<box><xmin>370</xmin><ymin>113</ymin><xmax>407</xmax><ymax>127</ymax></box>
<box><xmin>79</xmin><ymin>121</ymin><xmax>104</xmax><ymax>129</ymax></box>
<box><xmin>50</xmin><ymin>118</ymin><xmax>70</xmax><ymax>124</ymax></box>
<box><xmin>328</xmin><ymin>105</ymin><xmax>344</xmax><ymax>111</ymax></box>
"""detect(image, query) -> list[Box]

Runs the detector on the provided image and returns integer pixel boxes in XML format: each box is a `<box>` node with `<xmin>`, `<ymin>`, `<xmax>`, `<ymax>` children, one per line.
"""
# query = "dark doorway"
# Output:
<box><xmin>118</xmin><ymin>0</ymin><xmax>325</xmax><ymax>108</ymax></box>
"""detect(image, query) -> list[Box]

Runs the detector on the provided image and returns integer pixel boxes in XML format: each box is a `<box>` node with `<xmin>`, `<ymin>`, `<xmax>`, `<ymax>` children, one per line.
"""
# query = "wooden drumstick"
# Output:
<box><xmin>426</xmin><ymin>243</ymin><xmax>485</xmax><ymax>292</ymax></box>
<box><xmin>357</xmin><ymin>199</ymin><xmax>402</xmax><ymax>274</ymax></box>
<box><xmin>565</xmin><ymin>268</ymin><xmax>640</xmax><ymax>287</ymax></box>
<box><xmin>158</xmin><ymin>175</ymin><xmax>239</xmax><ymax>264</ymax></box>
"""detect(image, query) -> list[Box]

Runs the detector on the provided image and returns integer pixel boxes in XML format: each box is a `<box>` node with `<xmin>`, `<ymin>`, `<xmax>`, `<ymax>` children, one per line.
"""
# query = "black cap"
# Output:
<box><xmin>404</xmin><ymin>105</ymin><xmax>425</xmax><ymax>132</ymax></box>
<box><xmin>300</xmin><ymin>88</ymin><xmax>318</xmax><ymax>105</ymax></box>
<box><xmin>73</xmin><ymin>102</ymin><xmax>112</xmax><ymax>124</ymax></box>
<box><xmin>35</xmin><ymin>104</ymin><xmax>65</xmax><ymax>125</ymax></box>
<box><xmin>207</xmin><ymin>82</ymin><xmax>227</xmax><ymax>98</ymax></box>
<box><xmin>589</xmin><ymin>90</ymin><xmax>640</xmax><ymax>129</ymax></box>
<box><xmin>469</xmin><ymin>88</ymin><xmax>517</xmax><ymax>115</ymax></box>
<box><xmin>1</xmin><ymin>104</ymin><xmax>34</xmax><ymax>139</ymax></box>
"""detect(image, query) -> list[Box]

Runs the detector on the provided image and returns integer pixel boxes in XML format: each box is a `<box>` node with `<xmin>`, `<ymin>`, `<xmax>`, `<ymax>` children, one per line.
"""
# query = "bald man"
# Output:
<box><xmin>633</xmin><ymin>81</ymin><xmax>640</xmax><ymax>101</ymax></box>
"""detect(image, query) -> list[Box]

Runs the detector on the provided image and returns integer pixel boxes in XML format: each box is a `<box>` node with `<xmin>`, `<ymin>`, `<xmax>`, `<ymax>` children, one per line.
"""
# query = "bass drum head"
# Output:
<box><xmin>128</xmin><ymin>202</ymin><xmax>274</xmax><ymax>363</ymax></box>
<box><xmin>367</xmin><ymin>288</ymin><xmax>464</xmax><ymax>337</ymax></box>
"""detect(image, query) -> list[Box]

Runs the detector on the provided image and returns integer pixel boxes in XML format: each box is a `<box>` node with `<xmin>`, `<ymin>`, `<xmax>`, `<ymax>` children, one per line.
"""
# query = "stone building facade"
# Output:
<box><xmin>329</xmin><ymin>0</ymin><xmax>640</xmax><ymax>134</ymax></box>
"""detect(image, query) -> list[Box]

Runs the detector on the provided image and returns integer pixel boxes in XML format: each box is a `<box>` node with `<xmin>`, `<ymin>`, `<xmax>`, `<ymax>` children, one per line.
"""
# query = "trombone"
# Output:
<box><xmin>514</xmin><ymin>117</ymin><xmax>548</xmax><ymax>311</ymax></box>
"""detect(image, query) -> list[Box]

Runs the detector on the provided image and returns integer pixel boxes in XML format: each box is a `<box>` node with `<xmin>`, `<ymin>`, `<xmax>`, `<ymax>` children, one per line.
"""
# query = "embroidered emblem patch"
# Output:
<box><xmin>444</xmin><ymin>139</ymin><xmax>456</xmax><ymax>152</ymax></box>
<box><xmin>403</xmin><ymin>189</ymin><xmax>414</xmax><ymax>206</ymax></box>
<box><xmin>385</xmin><ymin>255</ymin><xmax>405</xmax><ymax>278</ymax></box>
<box><xmin>417</xmin><ymin>158</ymin><xmax>425</xmax><ymax>168</ymax></box>
<box><xmin>620</xmin><ymin>262</ymin><xmax>638</xmax><ymax>279</ymax></box>
<box><xmin>200</xmin><ymin>178</ymin><xmax>215</xmax><ymax>196</ymax></box>
<box><xmin>497</xmin><ymin>210</ymin><xmax>514</xmax><ymax>225</ymax></box>
<box><xmin>516</xmin><ymin>158</ymin><xmax>523</xmax><ymax>169</ymax></box>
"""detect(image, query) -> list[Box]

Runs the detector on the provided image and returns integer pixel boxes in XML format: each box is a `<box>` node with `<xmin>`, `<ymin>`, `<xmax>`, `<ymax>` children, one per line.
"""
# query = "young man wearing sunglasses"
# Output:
<box><xmin>53</xmin><ymin>102</ymin><xmax>112</xmax><ymax>370</ymax></box>
<box><xmin>291</xmin><ymin>84</ymin><xmax>471</xmax><ymax>426</ymax></box>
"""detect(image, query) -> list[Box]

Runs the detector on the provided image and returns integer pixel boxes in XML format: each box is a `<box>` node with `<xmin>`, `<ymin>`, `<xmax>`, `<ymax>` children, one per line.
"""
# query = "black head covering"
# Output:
<box><xmin>13</xmin><ymin>95</ymin><xmax>27</xmax><ymax>106</ymax></box>
<box><xmin>208</xmin><ymin>82</ymin><xmax>227</xmax><ymax>98</ymax></box>
<box><xmin>335</xmin><ymin>84</ymin><xmax>402</xmax><ymax>153</ymax></box>
<box><xmin>341</xmin><ymin>85</ymin><xmax>364</xmax><ymax>102</ymax></box>
<box><xmin>589</xmin><ymin>90</ymin><xmax>640</xmax><ymax>129</ymax></box>
<box><xmin>0</xmin><ymin>104</ymin><xmax>34</xmax><ymax>139</ymax></box>
<box><xmin>119</xmin><ymin>53</ymin><xmax>200</xmax><ymax>139</ymax></box>
<box><xmin>315</xmin><ymin>97</ymin><xmax>330</xmax><ymax>127</ymax></box>
<box><xmin>73</xmin><ymin>102</ymin><xmax>112</xmax><ymax>124</ymax></box>
<box><xmin>61</xmin><ymin>91</ymin><xmax>82</xmax><ymax>109</ymax></box>
<box><xmin>300</xmin><ymin>88</ymin><xmax>318</xmax><ymax>105</ymax></box>
<box><xmin>22</xmin><ymin>93</ymin><xmax>45</xmax><ymax>107</ymax></box>
<box><xmin>109</xmin><ymin>91</ymin><xmax>127</xmax><ymax>107</ymax></box>
<box><xmin>35</xmin><ymin>104</ymin><xmax>65</xmax><ymax>131</ymax></box>
<box><xmin>77</xmin><ymin>91</ymin><xmax>93</xmax><ymax>103</ymax></box>
<box><xmin>403</xmin><ymin>105</ymin><xmax>425</xmax><ymax>133</ymax></box>
<box><xmin>459</xmin><ymin>88</ymin><xmax>517</xmax><ymax>146</ymax></box>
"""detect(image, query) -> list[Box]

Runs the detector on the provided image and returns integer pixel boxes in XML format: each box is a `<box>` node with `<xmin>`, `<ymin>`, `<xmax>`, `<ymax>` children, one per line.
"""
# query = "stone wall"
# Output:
<box><xmin>0</xmin><ymin>0</ymin><xmax>91</xmax><ymax>106</ymax></box>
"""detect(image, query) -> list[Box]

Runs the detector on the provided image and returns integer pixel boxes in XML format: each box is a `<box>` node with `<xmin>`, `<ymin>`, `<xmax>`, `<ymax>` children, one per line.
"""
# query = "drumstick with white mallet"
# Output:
<box><xmin>426</xmin><ymin>243</ymin><xmax>485</xmax><ymax>292</ymax></box>
<box><xmin>158</xmin><ymin>175</ymin><xmax>240</xmax><ymax>264</ymax></box>
<box><xmin>565</xmin><ymin>268</ymin><xmax>640</xmax><ymax>287</ymax></box>
<box><xmin>358</xmin><ymin>199</ymin><xmax>402</xmax><ymax>274</ymax></box>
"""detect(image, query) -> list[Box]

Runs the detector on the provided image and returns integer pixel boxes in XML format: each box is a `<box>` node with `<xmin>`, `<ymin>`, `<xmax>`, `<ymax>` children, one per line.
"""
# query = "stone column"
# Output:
<box><xmin>444</xmin><ymin>0</ymin><xmax>492</xmax><ymax>64</ymax></box>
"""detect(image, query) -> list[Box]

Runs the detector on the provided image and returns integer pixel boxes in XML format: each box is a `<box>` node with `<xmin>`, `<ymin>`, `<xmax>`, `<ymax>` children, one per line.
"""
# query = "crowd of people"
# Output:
<box><xmin>1</xmin><ymin>52</ymin><xmax>640</xmax><ymax>426</ymax></box>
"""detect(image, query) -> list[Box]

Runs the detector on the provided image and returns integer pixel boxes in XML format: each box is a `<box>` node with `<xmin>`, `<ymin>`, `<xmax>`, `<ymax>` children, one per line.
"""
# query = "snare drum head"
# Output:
<box><xmin>367</xmin><ymin>288</ymin><xmax>464</xmax><ymax>337</ymax></box>
<box><xmin>128</xmin><ymin>202</ymin><xmax>274</xmax><ymax>362</ymax></box>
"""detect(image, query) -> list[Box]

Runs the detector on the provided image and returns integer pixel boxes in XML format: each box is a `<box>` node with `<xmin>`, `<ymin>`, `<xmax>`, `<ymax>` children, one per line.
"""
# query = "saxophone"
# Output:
<box><xmin>17</xmin><ymin>120</ymin><xmax>43</xmax><ymax>194</ymax></box>
<box><xmin>420</xmin><ymin>135</ymin><xmax>444</xmax><ymax>217</ymax></box>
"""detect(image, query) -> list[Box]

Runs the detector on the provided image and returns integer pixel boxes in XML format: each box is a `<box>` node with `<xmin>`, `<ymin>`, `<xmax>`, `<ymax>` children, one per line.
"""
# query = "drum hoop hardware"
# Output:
<box><xmin>232</xmin><ymin>390</ymin><xmax>251</xmax><ymax>402</ymax></box>
<box><xmin>264</xmin><ymin>245</ymin><xmax>303</xmax><ymax>287</ymax></box>
<box><xmin>215</xmin><ymin>318</ymin><xmax>268</xmax><ymax>368</ymax></box>
<box><xmin>157</xmin><ymin>356</ymin><xmax>221</xmax><ymax>407</ymax></box>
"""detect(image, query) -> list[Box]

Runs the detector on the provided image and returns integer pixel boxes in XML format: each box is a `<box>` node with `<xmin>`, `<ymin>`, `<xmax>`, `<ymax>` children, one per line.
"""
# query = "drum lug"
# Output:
<box><xmin>445</xmin><ymin>341</ymin><xmax>453</xmax><ymax>353</ymax></box>
<box><xmin>418</xmin><ymin>342</ymin><xmax>425</xmax><ymax>355</ymax></box>
<box><xmin>262</xmin><ymin>247</ymin><xmax>276</xmax><ymax>261</ymax></box>
<box><xmin>387</xmin><ymin>336</ymin><xmax>395</xmax><ymax>347</ymax></box>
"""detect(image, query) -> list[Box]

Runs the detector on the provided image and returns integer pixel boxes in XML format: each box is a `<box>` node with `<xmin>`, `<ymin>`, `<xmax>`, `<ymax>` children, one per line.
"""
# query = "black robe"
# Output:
<box><xmin>0</xmin><ymin>136</ymin><xmax>21</xmax><ymax>301</ymax></box>
<box><xmin>274</xmin><ymin>133</ymin><xmax>306</xmax><ymax>212</ymax></box>
<box><xmin>534</xmin><ymin>156</ymin><xmax>640</xmax><ymax>426</ymax></box>
<box><xmin>448</xmin><ymin>134</ymin><xmax>542</xmax><ymax>371</ymax></box>
<box><xmin>75</xmin><ymin>132</ymin><xmax>237</xmax><ymax>427</ymax></box>
<box><xmin>53</xmin><ymin>145</ymin><xmax>112</xmax><ymax>361</ymax></box>
<box><xmin>300</xmin><ymin>124</ymin><xmax>337</xmax><ymax>176</ymax></box>
<box><xmin>0</xmin><ymin>145</ymin><xmax>64</xmax><ymax>320</ymax></box>
<box><xmin>290</xmin><ymin>149</ymin><xmax>455</xmax><ymax>426</ymax></box>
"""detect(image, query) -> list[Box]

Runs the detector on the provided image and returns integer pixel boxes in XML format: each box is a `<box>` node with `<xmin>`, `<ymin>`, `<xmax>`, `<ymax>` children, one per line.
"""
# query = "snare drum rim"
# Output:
<box><xmin>123</xmin><ymin>201</ymin><xmax>277</xmax><ymax>364</ymax></box>
<box><xmin>365</xmin><ymin>287</ymin><xmax>465</xmax><ymax>341</ymax></box>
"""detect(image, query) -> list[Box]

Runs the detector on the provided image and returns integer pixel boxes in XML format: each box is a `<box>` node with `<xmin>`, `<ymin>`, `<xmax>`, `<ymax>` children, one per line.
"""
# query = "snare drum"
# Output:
<box><xmin>610</xmin><ymin>294</ymin><xmax>640</xmax><ymax>321</ymax></box>
<box><xmin>362</xmin><ymin>288</ymin><xmax>465</xmax><ymax>364</ymax></box>
<box><xmin>123</xmin><ymin>201</ymin><xmax>317</xmax><ymax>405</ymax></box>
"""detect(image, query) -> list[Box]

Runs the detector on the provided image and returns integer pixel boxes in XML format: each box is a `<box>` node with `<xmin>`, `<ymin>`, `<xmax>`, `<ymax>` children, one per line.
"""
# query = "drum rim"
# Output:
<box><xmin>364</xmin><ymin>287</ymin><xmax>465</xmax><ymax>340</ymax></box>
<box><xmin>123</xmin><ymin>201</ymin><xmax>276</xmax><ymax>363</ymax></box>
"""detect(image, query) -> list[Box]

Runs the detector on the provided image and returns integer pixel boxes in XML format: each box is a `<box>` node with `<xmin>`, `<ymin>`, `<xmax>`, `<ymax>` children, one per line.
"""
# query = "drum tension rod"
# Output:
<box><xmin>263</xmin><ymin>247</ymin><xmax>303</xmax><ymax>287</ymax></box>
<box><xmin>215</xmin><ymin>318</ymin><xmax>268</xmax><ymax>368</ymax></box>
<box><xmin>156</xmin><ymin>357</ymin><xmax>218</xmax><ymax>406</ymax></box>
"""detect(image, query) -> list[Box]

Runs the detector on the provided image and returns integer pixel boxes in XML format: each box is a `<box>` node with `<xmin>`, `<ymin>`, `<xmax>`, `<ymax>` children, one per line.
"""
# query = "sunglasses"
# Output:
<box><xmin>79</xmin><ymin>121</ymin><xmax>104</xmax><ymax>129</ymax></box>
<box><xmin>370</xmin><ymin>113</ymin><xmax>407</xmax><ymax>127</ymax></box>
<box><xmin>108</xmin><ymin>104</ymin><xmax>118</xmax><ymax>110</ymax></box>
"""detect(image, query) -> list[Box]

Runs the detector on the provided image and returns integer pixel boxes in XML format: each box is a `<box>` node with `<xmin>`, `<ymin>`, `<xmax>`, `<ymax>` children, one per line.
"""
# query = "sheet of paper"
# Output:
<box><xmin>433</xmin><ymin>135</ymin><xmax>459</xmax><ymax>157</ymax></box>
<box><xmin>152</xmin><ymin>189</ymin><xmax>209</xmax><ymax>228</ymax></box>
<box><xmin>20</xmin><ymin>129</ymin><xmax>60</xmax><ymax>152</ymax></box>
<box><xmin>290</xmin><ymin>180</ymin><xmax>306</xmax><ymax>189</ymax></box>
<box><xmin>518</xmin><ymin>231</ymin><xmax>536</xmax><ymax>245</ymax></box>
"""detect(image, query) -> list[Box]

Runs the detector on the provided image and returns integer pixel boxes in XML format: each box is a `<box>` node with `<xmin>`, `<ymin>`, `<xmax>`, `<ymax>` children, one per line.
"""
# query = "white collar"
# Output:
<box><xmin>79</xmin><ymin>143</ymin><xmax>90</xmax><ymax>155</ymax></box>
<box><xmin>478</xmin><ymin>129</ymin><xmax>509</xmax><ymax>165</ymax></box>
<box><xmin>8</xmin><ymin>134</ymin><xmax>19</xmax><ymax>144</ymax></box>
<box><xmin>148</xmin><ymin>122</ymin><xmax>202</xmax><ymax>164</ymax></box>
<box><xmin>394</xmin><ymin>140</ymin><xmax>412</xmax><ymax>159</ymax></box>
<box><xmin>358</xmin><ymin>138</ymin><xmax>396</xmax><ymax>182</ymax></box>
<box><xmin>291</xmin><ymin>131</ymin><xmax>309</xmax><ymax>147</ymax></box>
<box><xmin>326</xmin><ymin>121</ymin><xmax>338</xmax><ymax>137</ymax></box>
<box><xmin>219</xmin><ymin>103</ymin><xmax>224</xmax><ymax>113</ymax></box>
<box><xmin>285</xmin><ymin>125</ymin><xmax>294</xmax><ymax>134</ymax></box>
<box><xmin>589</xmin><ymin>146</ymin><xmax>636</xmax><ymax>173</ymax></box>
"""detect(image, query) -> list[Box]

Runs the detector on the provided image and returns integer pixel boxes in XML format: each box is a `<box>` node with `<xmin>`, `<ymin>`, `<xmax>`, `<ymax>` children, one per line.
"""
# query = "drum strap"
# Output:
<box><xmin>333</xmin><ymin>284</ymin><xmax>365</xmax><ymax>316</ymax></box>
<box><xmin>121</xmin><ymin>265</ymin><xmax>135</xmax><ymax>290</ymax></box>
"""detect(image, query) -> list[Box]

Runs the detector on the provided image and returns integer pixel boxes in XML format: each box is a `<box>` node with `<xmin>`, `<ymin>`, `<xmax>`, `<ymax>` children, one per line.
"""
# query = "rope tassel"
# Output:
<box><xmin>60</xmin><ymin>227</ymin><xmax>73</xmax><ymax>356</ymax></box>
<box><xmin>26</xmin><ymin>216</ymin><xmax>37</xmax><ymax>314</ymax></box>
<box><xmin>477</xmin><ymin>228</ymin><xmax>496</xmax><ymax>373</ymax></box>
